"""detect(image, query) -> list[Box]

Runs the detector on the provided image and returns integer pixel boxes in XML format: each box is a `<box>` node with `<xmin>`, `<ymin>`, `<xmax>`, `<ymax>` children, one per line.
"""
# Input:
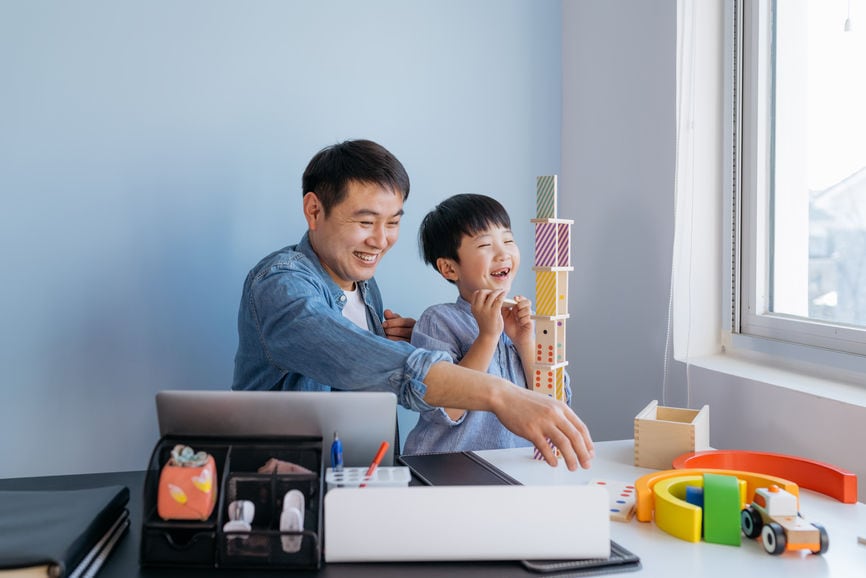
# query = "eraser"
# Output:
<box><xmin>283</xmin><ymin>489</ymin><xmax>305</xmax><ymax>512</ymax></box>
<box><xmin>501</xmin><ymin>298</ymin><xmax>518</xmax><ymax>308</ymax></box>
<box><xmin>222</xmin><ymin>518</ymin><xmax>251</xmax><ymax>540</ymax></box>
<box><xmin>280</xmin><ymin>507</ymin><xmax>303</xmax><ymax>553</ymax></box>
<box><xmin>227</xmin><ymin>499</ymin><xmax>255</xmax><ymax>524</ymax></box>
<box><xmin>280</xmin><ymin>490</ymin><xmax>306</xmax><ymax>553</ymax></box>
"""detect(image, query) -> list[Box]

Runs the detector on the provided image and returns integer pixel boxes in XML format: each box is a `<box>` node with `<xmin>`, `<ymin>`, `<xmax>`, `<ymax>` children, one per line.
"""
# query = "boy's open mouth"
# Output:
<box><xmin>491</xmin><ymin>267</ymin><xmax>511</xmax><ymax>278</ymax></box>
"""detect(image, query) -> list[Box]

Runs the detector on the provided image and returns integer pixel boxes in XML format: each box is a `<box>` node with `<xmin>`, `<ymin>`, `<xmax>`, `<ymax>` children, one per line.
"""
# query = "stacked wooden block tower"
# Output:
<box><xmin>531</xmin><ymin>175</ymin><xmax>573</xmax><ymax>456</ymax></box>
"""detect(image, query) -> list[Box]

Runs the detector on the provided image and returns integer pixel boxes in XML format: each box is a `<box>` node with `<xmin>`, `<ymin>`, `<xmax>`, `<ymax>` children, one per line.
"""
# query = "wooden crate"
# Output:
<box><xmin>634</xmin><ymin>400</ymin><xmax>710</xmax><ymax>469</ymax></box>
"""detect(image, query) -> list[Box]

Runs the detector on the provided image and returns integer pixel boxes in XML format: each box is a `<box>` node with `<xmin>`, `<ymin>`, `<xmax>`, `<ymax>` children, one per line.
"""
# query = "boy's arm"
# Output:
<box><xmin>442</xmin><ymin>331</ymin><xmax>499</xmax><ymax>420</ymax></box>
<box><xmin>514</xmin><ymin>339</ymin><xmax>536</xmax><ymax>389</ymax></box>
<box><xmin>503</xmin><ymin>296</ymin><xmax>535</xmax><ymax>387</ymax></box>
<box><xmin>444</xmin><ymin>290</ymin><xmax>506</xmax><ymax>420</ymax></box>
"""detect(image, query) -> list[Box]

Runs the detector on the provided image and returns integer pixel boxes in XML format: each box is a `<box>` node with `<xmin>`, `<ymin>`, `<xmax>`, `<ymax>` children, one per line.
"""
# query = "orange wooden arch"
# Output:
<box><xmin>673</xmin><ymin>450</ymin><xmax>857</xmax><ymax>504</ymax></box>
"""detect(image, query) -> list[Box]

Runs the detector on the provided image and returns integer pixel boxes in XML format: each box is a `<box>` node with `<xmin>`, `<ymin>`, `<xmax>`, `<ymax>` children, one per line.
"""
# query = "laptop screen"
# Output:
<box><xmin>155</xmin><ymin>390</ymin><xmax>398</xmax><ymax>468</ymax></box>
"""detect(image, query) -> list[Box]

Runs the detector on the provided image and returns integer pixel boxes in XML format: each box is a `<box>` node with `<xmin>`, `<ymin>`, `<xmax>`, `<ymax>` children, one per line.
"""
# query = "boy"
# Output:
<box><xmin>403</xmin><ymin>194</ymin><xmax>571</xmax><ymax>454</ymax></box>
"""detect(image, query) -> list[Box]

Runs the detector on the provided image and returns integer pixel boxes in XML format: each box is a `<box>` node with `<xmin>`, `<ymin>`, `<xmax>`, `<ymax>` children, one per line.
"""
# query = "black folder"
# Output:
<box><xmin>398</xmin><ymin>451</ymin><xmax>521</xmax><ymax>486</ymax></box>
<box><xmin>0</xmin><ymin>485</ymin><xmax>130</xmax><ymax>577</ymax></box>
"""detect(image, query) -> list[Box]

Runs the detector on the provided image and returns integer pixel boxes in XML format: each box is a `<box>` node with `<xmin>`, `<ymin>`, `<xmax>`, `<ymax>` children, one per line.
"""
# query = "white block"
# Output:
<box><xmin>324</xmin><ymin>485</ymin><xmax>610</xmax><ymax>562</ymax></box>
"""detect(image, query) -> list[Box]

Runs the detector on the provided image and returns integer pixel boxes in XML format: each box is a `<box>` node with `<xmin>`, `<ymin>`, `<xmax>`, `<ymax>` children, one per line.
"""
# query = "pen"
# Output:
<box><xmin>330</xmin><ymin>432</ymin><xmax>343</xmax><ymax>472</ymax></box>
<box><xmin>359</xmin><ymin>441</ymin><xmax>389</xmax><ymax>488</ymax></box>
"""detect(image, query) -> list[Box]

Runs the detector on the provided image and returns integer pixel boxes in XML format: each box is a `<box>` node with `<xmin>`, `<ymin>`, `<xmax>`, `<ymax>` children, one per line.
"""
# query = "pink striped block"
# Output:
<box><xmin>533</xmin><ymin>437</ymin><xmax>558</xmax><ymax>461</ymax></box>
<box><xmin>557</xmin><ymin>223</ymin><xmax>571</xmax><ymax>267</ymax></box>
<box><xmin>535</xmin><ymin>223</ymin><xmax>557</xmax><ymax>267</ymax></box>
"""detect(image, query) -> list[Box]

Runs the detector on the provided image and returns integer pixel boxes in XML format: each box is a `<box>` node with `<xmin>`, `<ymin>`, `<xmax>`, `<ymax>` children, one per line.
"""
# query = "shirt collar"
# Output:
<box><xmin>455</xmin><ymin>295</ymin><xmax>472</xmax><ymax>312</ymax></box>
<box><xmin>296</xmin><ymin>231</ymin><xmax>370</xmax><ymax>301</ymax></box>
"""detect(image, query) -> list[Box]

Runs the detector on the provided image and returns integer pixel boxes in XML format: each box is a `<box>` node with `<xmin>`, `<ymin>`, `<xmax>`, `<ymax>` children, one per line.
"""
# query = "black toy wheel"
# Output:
<box><xmin>761</xmin><ymin>522</ymin><xmax>787</xmax><ymax>555</ymax></box>
<box><xmin>741</xmin><ymin>507</ymin><xmax>762</xmax><ymax>539</ymax></box>
<box><xmin>812</xmin><ymin>523</ymin><xmax>829</xmax><ymax>554</ymax></box>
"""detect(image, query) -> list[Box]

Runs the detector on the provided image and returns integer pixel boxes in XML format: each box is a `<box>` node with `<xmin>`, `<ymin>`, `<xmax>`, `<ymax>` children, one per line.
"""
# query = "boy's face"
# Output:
<box><xmin>439</xmin><ymin>225</ymin><xmax>520</xmax><ymax>300</ymax></box>
<box><xmin>304</xmin><ymin>180</ymin><xmax>404</xmax><ymax>291</ymax></box>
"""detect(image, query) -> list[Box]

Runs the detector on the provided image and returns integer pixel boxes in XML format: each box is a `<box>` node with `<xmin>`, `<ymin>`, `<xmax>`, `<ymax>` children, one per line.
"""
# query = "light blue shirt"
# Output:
<box><xmin>232</xmin><ymin>233</ymin><xmax>450</xmax><ymax>412</ymax></box>
<box><xmin>403</xmin><ymin>297</ymin><xmax>571</xmax><ymax>454</ymax></box>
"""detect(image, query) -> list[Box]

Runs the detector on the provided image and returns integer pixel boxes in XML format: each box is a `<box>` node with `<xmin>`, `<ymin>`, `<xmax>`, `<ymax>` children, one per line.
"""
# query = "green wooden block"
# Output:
<box><xmin>703</xmin><ymin>473</ymin><xmax>742</xmax><ymax>546</ymax></box>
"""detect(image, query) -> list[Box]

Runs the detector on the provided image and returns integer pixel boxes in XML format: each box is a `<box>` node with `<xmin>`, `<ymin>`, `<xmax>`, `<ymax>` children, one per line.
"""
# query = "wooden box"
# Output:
<box><xmin>634</xmin><ymin>400</ymin><xmax>709</xmax><ymax>469</ymax></box>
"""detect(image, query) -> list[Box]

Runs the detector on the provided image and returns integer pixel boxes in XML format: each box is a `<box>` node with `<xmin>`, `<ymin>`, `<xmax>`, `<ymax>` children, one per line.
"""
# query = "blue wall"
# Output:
<box><xmin>0</xmin><ymin>0</ymin><xmax>562</xmax><ymax>476</ymax></box>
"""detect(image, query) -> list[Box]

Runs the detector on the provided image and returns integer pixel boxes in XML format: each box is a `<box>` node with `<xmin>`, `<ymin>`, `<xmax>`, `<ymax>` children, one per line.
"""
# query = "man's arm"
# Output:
<box><xmin>421</xmin><ymin>362</ymin><xmax>594</xmax><ymax>471</ymax></box>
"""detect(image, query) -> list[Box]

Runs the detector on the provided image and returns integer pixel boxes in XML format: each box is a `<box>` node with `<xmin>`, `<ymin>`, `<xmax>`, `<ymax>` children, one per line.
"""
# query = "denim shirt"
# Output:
<box><xmin>402</xmin><ymin>297</ymin><xmax>571</xmax><ymax>454</ymax></box>
<box><xmin>231</xmin><ymin>233</ymin><xmax>450</xmax><ymax>412</ymax></box>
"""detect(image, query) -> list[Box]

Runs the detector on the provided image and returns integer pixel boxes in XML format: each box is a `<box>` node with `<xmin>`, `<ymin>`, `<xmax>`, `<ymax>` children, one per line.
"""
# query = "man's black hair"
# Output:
<box><xmin>302</xmin><ymin>139</ymin><xmax>410</xmax><ymax>214</ymax></box>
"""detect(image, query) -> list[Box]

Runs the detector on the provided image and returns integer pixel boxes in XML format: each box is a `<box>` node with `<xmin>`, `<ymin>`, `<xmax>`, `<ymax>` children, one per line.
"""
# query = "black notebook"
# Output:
<box><xmin>0</xmin><ymin>485</ymin><xmax>130</xmax><ymax>577</ymax></box>
<box><xmin>399</xmin><ymin>451</ymin><xmax>641</xmax><ymax>576</ymax></box>
<box><xmin>398</xmin><ymin>451</ymin><xmax>522</xmax><ymax>486</ymax></box>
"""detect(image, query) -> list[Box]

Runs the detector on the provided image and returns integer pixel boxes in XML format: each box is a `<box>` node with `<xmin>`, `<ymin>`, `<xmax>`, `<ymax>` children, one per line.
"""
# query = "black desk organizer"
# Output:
<box><xmin>140</xmin><ymin>435</ymin><xmax>323</xmax><ymax>570</ymax></box>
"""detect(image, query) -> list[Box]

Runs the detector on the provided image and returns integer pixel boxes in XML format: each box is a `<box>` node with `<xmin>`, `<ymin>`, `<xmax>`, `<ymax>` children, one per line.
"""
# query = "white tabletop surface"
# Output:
<box><xmin>474</xmin><ymin>440</ymin><xmax>866</xmax><ymax>577</ymax></box>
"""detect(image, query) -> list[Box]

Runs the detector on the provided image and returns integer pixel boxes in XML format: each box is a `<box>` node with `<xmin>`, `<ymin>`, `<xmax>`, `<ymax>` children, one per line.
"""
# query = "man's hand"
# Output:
<box><xmin>383</xmin><ymin>309</ymin><xmax>415</xmax><ymax>342</ymax></box>
<box><xmin>491</xmin><ymin>385</ymin><xmax>594</xmax><ymax>471</ymax></box>
<box><xmin>421</xmin><ymin>362</ymin><xmax>594</xmax><ymax>471</ymax></box>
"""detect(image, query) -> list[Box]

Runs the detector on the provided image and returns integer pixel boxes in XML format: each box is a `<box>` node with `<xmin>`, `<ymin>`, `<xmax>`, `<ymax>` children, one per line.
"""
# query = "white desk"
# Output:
<box><xmin>475</xmin><ymin>440</ymin><xmax>866</xmax><ymax>577</ymax></box>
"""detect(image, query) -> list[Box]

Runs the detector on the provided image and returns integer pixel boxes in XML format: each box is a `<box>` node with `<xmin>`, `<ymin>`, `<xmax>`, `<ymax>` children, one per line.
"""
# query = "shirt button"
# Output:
<box><xmin>339</xmin><ymin>295</ymin><xmax>346</xmax><ymax>302</ymax></box>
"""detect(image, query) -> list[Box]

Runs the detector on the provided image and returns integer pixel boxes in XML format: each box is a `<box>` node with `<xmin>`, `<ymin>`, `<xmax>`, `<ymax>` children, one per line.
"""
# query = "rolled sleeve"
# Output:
<box><xmin>398</xmin><ymin>348</ymin><xmax>453</xmax><ymax>412</ymax></box>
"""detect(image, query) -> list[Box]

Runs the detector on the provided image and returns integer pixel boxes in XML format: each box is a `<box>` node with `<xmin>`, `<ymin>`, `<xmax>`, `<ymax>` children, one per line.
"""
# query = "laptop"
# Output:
<box><xmin>155</xmin><ymin>390</ymin><xmax>398</xmax><ymax>468</ymax></box>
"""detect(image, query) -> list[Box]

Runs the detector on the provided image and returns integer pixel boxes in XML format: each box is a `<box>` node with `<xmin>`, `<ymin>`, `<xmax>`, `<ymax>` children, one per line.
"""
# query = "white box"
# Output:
<box><xmin>324</xmin><ymin>485</ymin><xmax>610</xmax><ymax>562</ymax></box>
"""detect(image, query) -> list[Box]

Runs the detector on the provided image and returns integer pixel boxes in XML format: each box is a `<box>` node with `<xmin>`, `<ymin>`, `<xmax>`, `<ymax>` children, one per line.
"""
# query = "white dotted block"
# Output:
<box><xmin>588</xmin><ymin>479</ymin><xmax>636</xmax><ymax>522</ymax></box>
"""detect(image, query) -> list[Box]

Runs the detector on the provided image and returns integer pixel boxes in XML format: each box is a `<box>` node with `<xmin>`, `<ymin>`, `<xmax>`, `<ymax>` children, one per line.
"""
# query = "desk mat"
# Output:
<box><xmin>521</xmin><ymin>540</ymin><xmax>641</xmax><ymax>576</ymax></box>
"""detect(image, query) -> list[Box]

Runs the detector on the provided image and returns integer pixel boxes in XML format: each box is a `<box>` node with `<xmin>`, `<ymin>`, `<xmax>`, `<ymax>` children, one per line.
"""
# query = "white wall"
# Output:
<box><xmin>0</xmin><ymin>0</ymin><xmax>563</xmax><ymax>477</ymax></box>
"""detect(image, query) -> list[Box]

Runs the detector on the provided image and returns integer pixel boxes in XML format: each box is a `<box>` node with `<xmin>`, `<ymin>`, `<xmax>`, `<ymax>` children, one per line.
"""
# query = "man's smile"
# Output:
<box><xmin>354</xmin><ymin>251</ymin><xmax>379</xmax><ymax>263</ymax></box>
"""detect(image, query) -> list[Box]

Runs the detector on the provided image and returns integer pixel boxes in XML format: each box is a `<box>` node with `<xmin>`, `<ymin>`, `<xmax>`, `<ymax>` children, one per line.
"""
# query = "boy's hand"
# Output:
<box><xmin>503</xmin><ymin>295</ymin><xmax>533</xmax><ymax>347</ymax></box>
<box><xmin>469</xmin><ymin>289</ymin><xmax>506</xmax><ymax>338</ymax></box>
<box><xmin>383</xmin><ymin>309</ymin><xmax>415</xmax><ymax>342</ymax></box>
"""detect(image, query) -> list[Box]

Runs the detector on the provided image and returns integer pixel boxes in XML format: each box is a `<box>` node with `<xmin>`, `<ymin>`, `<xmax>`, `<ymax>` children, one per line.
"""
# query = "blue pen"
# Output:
<box><xmin>330</xmin><ymin>432</ymin><xmax>343</xmax><ymax>472</ymax></box>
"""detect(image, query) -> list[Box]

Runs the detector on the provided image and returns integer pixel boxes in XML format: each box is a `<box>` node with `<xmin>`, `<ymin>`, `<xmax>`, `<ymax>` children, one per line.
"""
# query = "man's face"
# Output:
<box><xmin>305</xmin><ymin>181</ymin><xmax>404</xmax><ymax>291</ymax></box>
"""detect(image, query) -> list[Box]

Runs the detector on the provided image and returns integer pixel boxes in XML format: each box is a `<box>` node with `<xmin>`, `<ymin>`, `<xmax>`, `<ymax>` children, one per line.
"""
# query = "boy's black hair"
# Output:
<box><xmin>419</xmin><ymin>194</ymin><xmax>512</xmax><ymax>275</ymax></box>
<box><xmin>302</xmin><ymin>139</ymin><xmax>410</xmax><ymax>215</ymax></box>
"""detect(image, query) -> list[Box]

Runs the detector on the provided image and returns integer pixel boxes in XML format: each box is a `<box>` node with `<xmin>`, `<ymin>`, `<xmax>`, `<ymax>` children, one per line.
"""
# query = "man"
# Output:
<box><xmin>232</xmin><ymin>139</ymin><xmax>593</xmax><ymax>470</ymax></box>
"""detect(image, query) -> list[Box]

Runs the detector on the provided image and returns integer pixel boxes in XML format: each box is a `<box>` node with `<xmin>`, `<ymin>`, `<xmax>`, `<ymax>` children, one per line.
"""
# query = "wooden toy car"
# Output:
<box><xmin>740</xmin><ymin>485</ymin><xmax>829</xmax><ymax>555</ymax></box>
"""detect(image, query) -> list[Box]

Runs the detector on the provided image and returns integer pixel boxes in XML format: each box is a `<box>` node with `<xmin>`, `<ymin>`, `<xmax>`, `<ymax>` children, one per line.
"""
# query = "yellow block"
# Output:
<box><xmin>535</xmin><ymin>271</ymin><xmax>556</xmax><ymax>316</ymax></box>
<box><xmin>653</xmin><ymin>475</ymin><xmax>703</xmax><ymax>542</ymax></box>
<box><xmin>635</xmin><ymin>468</ymin><xmax>799</xmax><ymax>523</ymax></box>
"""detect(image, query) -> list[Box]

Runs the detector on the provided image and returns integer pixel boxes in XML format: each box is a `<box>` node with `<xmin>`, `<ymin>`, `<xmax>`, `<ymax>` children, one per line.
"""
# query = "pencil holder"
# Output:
<box><xmin>325</xmin><ymin>467</ymin><xmax>411</xmax><ymax>490</ymax></box>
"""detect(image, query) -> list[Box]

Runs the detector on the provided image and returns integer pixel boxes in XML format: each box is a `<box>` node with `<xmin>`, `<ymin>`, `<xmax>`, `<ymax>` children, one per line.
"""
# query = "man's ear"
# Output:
<box><xmin>436</xmin><ymin>257</ymin><xmax>459</xmax><ymax>282</ymax></box>
<box><xmin>303</xmin><ymin>192</ymin><xmax>323</xmax><ymax>229</ymax></box>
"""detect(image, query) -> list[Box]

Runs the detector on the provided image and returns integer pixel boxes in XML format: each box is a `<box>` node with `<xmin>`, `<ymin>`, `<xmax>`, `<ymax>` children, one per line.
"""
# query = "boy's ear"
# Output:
<box><xmin>435</xmin><ymin>257</ymin><xmax>459</xmax><ymax>282</ymax></box>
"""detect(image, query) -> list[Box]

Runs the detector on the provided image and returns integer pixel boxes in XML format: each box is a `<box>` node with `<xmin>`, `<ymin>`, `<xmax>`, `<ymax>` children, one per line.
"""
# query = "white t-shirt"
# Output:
<box><xmin>341</xmin><ymin>286</ymin><xmax>369</xmax><ymax>330</ymax></box>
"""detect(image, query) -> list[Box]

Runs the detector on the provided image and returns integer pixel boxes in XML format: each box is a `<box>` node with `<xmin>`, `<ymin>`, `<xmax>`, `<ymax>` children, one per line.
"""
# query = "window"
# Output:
<box><xmin>733</xmin><ymin>0</ymin><xmax>866</xmax><ymax>368</ymax></box>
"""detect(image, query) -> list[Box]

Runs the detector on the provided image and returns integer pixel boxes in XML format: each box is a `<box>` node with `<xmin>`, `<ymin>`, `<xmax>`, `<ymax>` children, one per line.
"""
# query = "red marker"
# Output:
<box><xmin>359</xmin><ymin>441</ymin><xmax>389</xmax><ymax>488</ymax></box>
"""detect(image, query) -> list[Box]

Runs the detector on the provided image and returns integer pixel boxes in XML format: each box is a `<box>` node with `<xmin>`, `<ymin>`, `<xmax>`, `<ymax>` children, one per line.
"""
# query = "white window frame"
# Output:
<box><xmin>726</xmin><ymin>0</ymin><xmax>866</xmax><ymax>376</ymax></box>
